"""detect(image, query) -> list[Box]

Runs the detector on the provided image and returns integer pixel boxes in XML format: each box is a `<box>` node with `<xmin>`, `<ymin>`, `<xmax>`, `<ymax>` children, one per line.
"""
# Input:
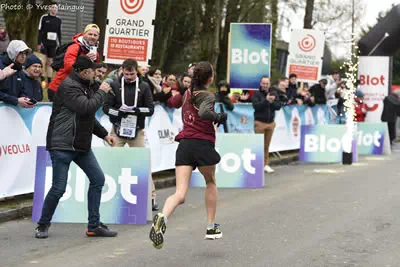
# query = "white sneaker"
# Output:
<box><xmin>264</xmin><ymin>165</ymin><xmax>274</xmax><ymax>173</ymax></box>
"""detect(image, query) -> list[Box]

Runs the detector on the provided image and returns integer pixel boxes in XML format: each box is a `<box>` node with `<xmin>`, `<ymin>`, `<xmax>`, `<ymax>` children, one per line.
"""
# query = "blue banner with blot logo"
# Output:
<box><xmin>229</xmin><ymin>23</ymin><xmax>272</xmax><ymax>89</ymax></box>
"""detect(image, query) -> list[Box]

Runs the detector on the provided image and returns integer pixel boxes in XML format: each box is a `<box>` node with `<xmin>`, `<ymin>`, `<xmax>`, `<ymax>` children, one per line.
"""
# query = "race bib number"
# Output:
<box><xmin>47</xmin><ymin>32</ymin><xmax>57</xmax><ymax>41</ymax></box>
<box><xmin>119</xmin><ymin>115</ymin><xmax>137</xmax><ymax>138</ymax></box>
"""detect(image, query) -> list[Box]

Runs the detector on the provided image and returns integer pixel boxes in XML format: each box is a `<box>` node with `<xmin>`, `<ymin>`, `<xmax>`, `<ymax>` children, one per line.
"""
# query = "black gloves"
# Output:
<box><xmin>214</xmin><ymin>112</ymin><xmax>228</xmax><ymax>127</ymax></box>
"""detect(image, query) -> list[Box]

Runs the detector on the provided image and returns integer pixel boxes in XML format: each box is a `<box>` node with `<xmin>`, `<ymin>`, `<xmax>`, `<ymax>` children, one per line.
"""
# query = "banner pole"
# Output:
<box><xmin>227</xmin><ymin>31</ymin><xmax>231</xmax><ymax>83</ymax></box>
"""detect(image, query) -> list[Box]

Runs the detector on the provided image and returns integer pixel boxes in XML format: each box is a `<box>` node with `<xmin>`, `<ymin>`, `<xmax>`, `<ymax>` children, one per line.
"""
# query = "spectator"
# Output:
<box><xmin>215</xmin><ymin>80</ymin><xmax>233</xmax><ymax>110</ymax></box>
<box><xmin>297</xmin><ymin>82</ymin><xmax>315</xmax><ymax>107</ymax></box>
<box><xmin>238</xmin><ymin>90</ymin><xmax>252</xmax><ymax>103</ymax></box>
<box><xmin>188</xmin><ymin>62</ymin><xmax>197</xmax><ymax>77</ymax></box>
<box><xmin>287</xmin><ymin>73</ymin><xmax>298</xmax><ymax>100</ymax></box>
<box><xmin>274</xmin><ymin>78</ymin><xmax>289</xmax><ymax>105</ymax></box>
<box><xmin>252</xmin><ymin>76</ymin><xmax>281</xmax><ymax>173</ymax></box>
<box><xmin>335</xmin><ymin>82</ymin><xmax>346</xmax><ymax>124</ymax></box>
<box><xmin>38</xmin><ymin>1</ymin><xmax>61</xmax><ymax>86</ymax></box>
<box><xmin>167</xmin><ymin>74</ymin><xmax>192</xmax><ymax>108</ymax></box>
<box><xmin>104</xmin><ymin>66</ymin><xmax>122</xmax><ymax>84</ymax></box>
<box><xmin>160</xmin><ymin>74</ymin><xmax>179</xmax><ymax>103</ymax></box>
<box><xmin>0</xmin><ymin>24</ymin><xmax>10</xmax><ymax>54</ymax></box>
<box><xmin>48</xmin><ymin>23</ymin><xmax>100</xmax><ymax>101</ymax></box>
<box><xmin>94</xmin><ymin>63</ymin><xmax>107</xmax><ymax>82</ymax></box>
<box><xmin>143</xmin><ymin>67</ymin><xmax>164</xmax><ymax>102</ymax></box>
<box><xmin>215</xmin><ymin>80</ymin><xmax>234</xmax><ymax>133</ymax></box>
<box><xmin>140</xmin><ymin>65</ymin><xmax>150</xmax><ymax>76</ymax></box>
<box><xmin>354</xmin><ymin>90</ymin><xmax>367</xmax><ymax>123</ymax></box>
<box><xmin>0</xmin><ymin>40</ymin><xmax>33</xmax><ymax>107</ymax></box>
<box><xmin>35</xmin><ymin>56</ymin><xmax>117</xmax><ymax>239</ymax></box>
<box><xmin>325</xmin><ymin>71</ymin><xmax>341</xmax><ymax>100</ymax></box>
<box><xmin>381</xmin><ymin>90</ymin><xmax>400</xmax><ymax>145</ymax></box>
<box><xmin>21</xmin><ymin>54</ymin><xmax>43</xmax><ymax>102</ymax></box>
<box><xmin>230</xmin><ymin>89</ymin><xmax>241</xmax><ymax>103</ymax></box>
<box><xmin>309</xmin><ymin>79</ymin><xmax>328</xmax><ymax>105</ymax></box>
<box><xmin>102</xmin><ymin>59</ymin><xmax>159</xmax><ymax>211</ymax></box>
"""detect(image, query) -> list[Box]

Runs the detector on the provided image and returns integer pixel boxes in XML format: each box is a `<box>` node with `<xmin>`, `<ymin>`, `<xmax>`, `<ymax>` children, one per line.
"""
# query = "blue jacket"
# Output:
<box><xmin>21</xmin><ymin>71</ymin><xmax>43</xmax><ymax>101</ymax></box>
<box><xmin>0</xmin><ymin>55</ymin><xmax>24</xmax><ymax>106</ymax></box>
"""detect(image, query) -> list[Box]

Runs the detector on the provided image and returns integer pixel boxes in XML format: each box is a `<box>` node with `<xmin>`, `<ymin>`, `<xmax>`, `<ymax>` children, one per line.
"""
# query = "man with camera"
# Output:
<box><xmin>35</xmin><ymin>56</ymin><xmax>118</xmax><ymax>239</ymax></box>
<box><xmin>252</xmin><ymin>76</ymin><xmax>282</xmax><ymax>174</ymax></box>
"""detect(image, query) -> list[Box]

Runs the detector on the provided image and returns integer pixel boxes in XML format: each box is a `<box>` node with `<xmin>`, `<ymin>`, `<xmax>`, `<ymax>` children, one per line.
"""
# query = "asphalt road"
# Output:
<box><xmin>1</xmin><ymin>148</ymin><xmax>400</xmax><ymax>267</ymax></box>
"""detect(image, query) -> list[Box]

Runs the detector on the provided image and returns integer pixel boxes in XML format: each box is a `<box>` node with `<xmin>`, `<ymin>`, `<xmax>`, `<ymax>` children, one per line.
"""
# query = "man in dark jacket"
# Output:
<box><xmin>309</xmin><ymin>79</ymin><xmax>328</xmax><ymax>105</ymax></box>
<box><xmin>0</xmin><ymin>40</ymin><xmax>34</xmax><ymax>107</ymax></box>
<box><xmin>381</xmin><ymin>91</ymin><xmax>400</xmax><ymax>144</ymax></box>
<box><xmin>35</xmin><ymin>56</ymin><xmax>117</xmax><ymax>239</ymax></box>
<box><xmin>252</xmin><ymin>76</ymin><xmax>281</xmax><ymax>173</ymax></box>
<box><xmin>102</xmin><ymin>58</ymin><xmax>159</xmax><ymax>210</ymax></box>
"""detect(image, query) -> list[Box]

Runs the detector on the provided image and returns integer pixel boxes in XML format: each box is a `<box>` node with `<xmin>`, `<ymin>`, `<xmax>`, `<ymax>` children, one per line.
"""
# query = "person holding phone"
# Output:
<box><xmin>252</xmin><ymin>76</ymin><xmax>282</xmax><ymax>174</ymax></box>
<box><xmin>21</xmin><ymin>54</ymin><xmax>44</xmax><ymax>104</ymax></box>
<box><xmin>0</xmin><ymin>40</ymin><xmax>34</xmax><ymax>108</ymax></box>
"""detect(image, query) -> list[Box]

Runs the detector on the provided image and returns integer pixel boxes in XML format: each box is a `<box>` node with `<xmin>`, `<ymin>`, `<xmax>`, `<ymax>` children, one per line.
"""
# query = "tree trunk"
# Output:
<box><xmin>304</xmin><ymin>0</ymin><xmax>315</xmax><ymax>29</ymax></box>
<box><xmin>270</xmin><ymin>0</ymin><xmax>278</xmax><ymax>68</ymax></box>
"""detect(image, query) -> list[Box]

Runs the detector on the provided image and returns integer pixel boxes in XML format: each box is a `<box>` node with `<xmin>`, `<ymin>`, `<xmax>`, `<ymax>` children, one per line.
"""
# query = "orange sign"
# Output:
<box><xmin>289</xmin><ymin>65</ymin><xmax>318</xmax><ymax>81</ymax></box>
<box><xmin>107</xmin><ymin>37</ymin><xmax>148</xmax><ymax>61</ymax></box>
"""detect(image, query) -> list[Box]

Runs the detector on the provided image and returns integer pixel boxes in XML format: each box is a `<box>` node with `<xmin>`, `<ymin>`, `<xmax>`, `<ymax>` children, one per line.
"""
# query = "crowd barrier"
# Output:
<box><xmin>0</xmin><ymin>102</ymin><xmax>332</xmax><ymax>198</ymax></box>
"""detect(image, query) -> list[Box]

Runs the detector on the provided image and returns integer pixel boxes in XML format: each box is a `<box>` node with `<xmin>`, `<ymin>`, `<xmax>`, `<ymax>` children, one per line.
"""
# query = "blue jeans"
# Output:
<box><xmin>38</xmin><ymin>150</ymin><xmax>105</xmax><ymax>228</ymax></box>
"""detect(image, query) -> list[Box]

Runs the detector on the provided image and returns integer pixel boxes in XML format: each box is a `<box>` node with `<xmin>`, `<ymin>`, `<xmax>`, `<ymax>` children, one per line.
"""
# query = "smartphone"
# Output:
<box><xmin>28</xmin><ymin>98</ymin><xmax>37</xmax><ymax>105</ymax></box>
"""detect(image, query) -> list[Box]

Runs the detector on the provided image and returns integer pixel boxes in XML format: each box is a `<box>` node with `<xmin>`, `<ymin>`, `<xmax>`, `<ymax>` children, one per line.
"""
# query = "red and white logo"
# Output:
<box><xmin>298</xmin><ymin>34</ymin><xmax>316</xmax><ymax>53</ymax></box>
<box><xmin>0</xmin><ymin>144</ymin><xmax>31</xmax><ymax>158</ymax></box>
<box><xmin>120</xmin><ymin>0</ymin><xmax>144</xmax><ymax>15</ymax></box>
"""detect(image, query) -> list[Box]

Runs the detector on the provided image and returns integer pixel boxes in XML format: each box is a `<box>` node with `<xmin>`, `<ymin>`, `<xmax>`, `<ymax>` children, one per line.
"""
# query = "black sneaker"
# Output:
<box><xmin>152</xmin><ymin>199</ymin><xmax>159</xmax><ymax>211</ymax></box>
<box><xmin>35</xmin><ymin>224</ymin><xmax>50</xmax><ymax>239</ymax></box>
<box><xmin>149</xmin><ymin>213</ymin><xmax>167</xmax><ymax>249</ymax></box>
<box><xmin>86</xmin><ymin>223</ymin><xmax>117</xmax><ymax>237</ymax></box>
<box><xmin>205</xmin><ymin>224</ymin><xmax>223</xmax><ymax>240</ymax></box>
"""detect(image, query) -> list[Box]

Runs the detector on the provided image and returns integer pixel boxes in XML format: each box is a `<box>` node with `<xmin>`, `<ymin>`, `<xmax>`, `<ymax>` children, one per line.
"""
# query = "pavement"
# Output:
<box><xmin>1</xmin><ymin>149</ymin><xmax>400</xmax><ymax>266</ymax></box>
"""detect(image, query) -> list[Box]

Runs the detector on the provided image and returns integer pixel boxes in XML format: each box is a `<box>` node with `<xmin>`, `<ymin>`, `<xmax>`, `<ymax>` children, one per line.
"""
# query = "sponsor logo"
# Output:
<box><xmin>0</xmin><ymin>144</ymin><xmax>31</xmax><ymax>158</ymax></box>
<box><xmin>298</xmin><ymin>34</ymin><xmax>316</xmax><ymax>52</ymax></box>
<box><xmin>120</xmin><ymin>0</ymin><xmax>144</xmax><ymax>15</ymax></box>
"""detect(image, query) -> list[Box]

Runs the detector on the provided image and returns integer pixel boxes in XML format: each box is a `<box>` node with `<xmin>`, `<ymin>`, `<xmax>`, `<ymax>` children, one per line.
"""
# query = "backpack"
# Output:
<box><xmin>51</xmin><ymin>41</ymin><xmax>82</xmax><ymax>71</ymax></box>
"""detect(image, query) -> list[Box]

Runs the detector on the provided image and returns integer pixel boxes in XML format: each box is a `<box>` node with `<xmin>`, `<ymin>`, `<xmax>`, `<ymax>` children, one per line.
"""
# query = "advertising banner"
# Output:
<box><xmin>300</xmin><ymin>125</ymin><xmax>358</xmax><ymax>163</ymax></box>
<box><xmin>286</xmin><ymin>29</ymin><xmax>325</xmax><ymax>83</ymax></box>
<box><xmin>229</xmin><ymin>23</ymin><xmax>272</xmax><ymax>89</ymax></box>
<box><xmin>190</xmin><ymin>134</ymin><xmax>264</xmax><ymax>188</ymax></box>
<box><xmin>103</xmin><ymin>0</ymin><xmax>157</xmax><ymax>65</ymax></box>
<box><xmin>356</xmin><ymin>122</ymin><xmax>391</xmax><ymax>155</ymax></box>
<box><xmin>357</xmin><ymin>56</ymin><xmax>391</xmax><ymax>122</ymax></box>
<box><xmin>32</xmin><ymin>147</ymin><xmax>151</xmax><ymax>225</ymax></box>
<box><xmin>0</xmin><ymin>102</ymin><xmax>332</xmax><ymax>198</ymax></box>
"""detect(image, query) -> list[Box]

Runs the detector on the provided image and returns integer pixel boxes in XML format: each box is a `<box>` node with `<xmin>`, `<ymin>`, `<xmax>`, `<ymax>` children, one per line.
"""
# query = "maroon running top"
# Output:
<box><xmin>169</xmin><ymin>90</ymin><xmax>216</xmax><ymax>143</ymax></box>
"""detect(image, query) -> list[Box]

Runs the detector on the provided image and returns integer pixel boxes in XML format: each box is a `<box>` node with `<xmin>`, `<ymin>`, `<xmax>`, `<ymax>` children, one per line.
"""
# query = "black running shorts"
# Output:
<box><xmin>41</xmin><ymin>45</ymin><xmax>57</xmax><ymax>58</ymax></box>
<box><xmin>175</xmin><ymin>139</ymin><xmax>221</xmax><ymax>169</ymax></box>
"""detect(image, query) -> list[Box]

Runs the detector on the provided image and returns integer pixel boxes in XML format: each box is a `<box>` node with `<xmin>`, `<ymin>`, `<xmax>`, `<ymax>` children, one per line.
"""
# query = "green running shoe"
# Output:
<box><xmin>149</xmin><ymin>213</ymin><xmax>167</xmax><ymax>249</ymax></box>
<box><xmin>205</xmin><ymin>223</ymin><xmax>223</xmax><ymax>240</ymax></box>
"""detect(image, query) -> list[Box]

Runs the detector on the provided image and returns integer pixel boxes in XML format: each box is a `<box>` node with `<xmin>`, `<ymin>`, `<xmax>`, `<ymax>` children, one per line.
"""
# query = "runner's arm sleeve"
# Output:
<box><xmin>37</xmin><ymin>15</ymin><xmax>44</xmax><ymax>45</ymax></box>
<box><xmin>93</xmin><ymin>119</ymin><xmax>108</xmax><ymax>139</ymax></box>
<box><xmin>198</xmin><ymin>93</ymin><xmax>218</xmax><ymax>121</ymax></box>
<box><xmin>57</xmin><ymin>19</ymin><xmax>62</xmax><ymax>45</ymax></box>
<box><xmin>167</xmin><ymin>93</ymin><xmax>183</xmax><ymax>108</ymax></box>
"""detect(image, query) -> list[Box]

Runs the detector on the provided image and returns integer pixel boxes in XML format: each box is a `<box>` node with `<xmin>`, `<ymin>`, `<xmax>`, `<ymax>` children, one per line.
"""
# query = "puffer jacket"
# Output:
<box><xmin>46</xmin><ymin>71</ymin><xmax>108</xmax><ymax>152</ymax></box>
<box><xmin>49</xmin><ymin>33</ymin><xmax>100</xmax><ymax>92</ymax></box>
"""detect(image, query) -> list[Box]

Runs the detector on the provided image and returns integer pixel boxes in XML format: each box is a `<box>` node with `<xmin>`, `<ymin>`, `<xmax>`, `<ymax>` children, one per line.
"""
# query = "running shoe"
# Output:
<box><xmin>205</xmin><ymin>223</ymin><xmax>223</xmax><ymax>240</ymax></box>
<box><xmin>149</xmin><ymin>213</ymin><xmax>167</xmax><ymax>249</ymax></box>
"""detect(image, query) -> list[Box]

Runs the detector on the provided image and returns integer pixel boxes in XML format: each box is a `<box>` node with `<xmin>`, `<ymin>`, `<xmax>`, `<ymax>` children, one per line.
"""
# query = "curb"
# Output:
<box><xmin>0</xmin><ymin>154</ymin><xmax>298</xmax><ymax>223</ymax></box>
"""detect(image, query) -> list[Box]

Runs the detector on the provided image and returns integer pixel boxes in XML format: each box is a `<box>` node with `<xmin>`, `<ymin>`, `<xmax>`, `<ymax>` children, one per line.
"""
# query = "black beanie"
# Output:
<box><xmin>73</xmin><ymin>56</ymin><xmax>95</xmax><ymax>71</ymax></box>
